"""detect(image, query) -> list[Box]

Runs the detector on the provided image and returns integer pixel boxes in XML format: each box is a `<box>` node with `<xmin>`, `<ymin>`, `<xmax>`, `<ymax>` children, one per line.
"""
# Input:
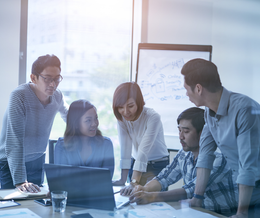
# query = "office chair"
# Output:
<box><xmin>48</xmin><ymin>139</ymin><xmax>58</xmax><ymax>164</ymax></box>
<box><xmin>167</xmin><ymin>148</ymin><xmax>179</xmax><ymax>154</ymax></box>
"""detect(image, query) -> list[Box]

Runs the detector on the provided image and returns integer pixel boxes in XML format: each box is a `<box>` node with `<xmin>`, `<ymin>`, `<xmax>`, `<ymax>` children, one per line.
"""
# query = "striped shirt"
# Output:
<box><xmin>156</xmin><ymin>149</ymin><xmax>238</xmax><ymax>216</ymax></box>
<box><xmin>0</xmin><ymin>83</ymin><xmax>68</xmax><ymax>185</ymax></box>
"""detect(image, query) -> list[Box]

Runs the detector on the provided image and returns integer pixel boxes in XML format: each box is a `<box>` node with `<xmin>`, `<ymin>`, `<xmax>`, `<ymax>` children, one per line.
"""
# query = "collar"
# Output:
<box><xmin>186</xmin><ymin>150</ymin><xmax>197</xmax><ymax>165</ymax></box>
<box><xmin>209</xmin><ymin>87</ymin><xmax>231</xmax><ymax>117</ymax></box>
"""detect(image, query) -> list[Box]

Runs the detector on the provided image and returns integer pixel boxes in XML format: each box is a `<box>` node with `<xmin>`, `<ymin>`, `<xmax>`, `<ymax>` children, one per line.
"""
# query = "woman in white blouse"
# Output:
<box><xmin>112</xmin><ymin>82</ymin><xmax>169</xmax><ymax>195</ymax></box>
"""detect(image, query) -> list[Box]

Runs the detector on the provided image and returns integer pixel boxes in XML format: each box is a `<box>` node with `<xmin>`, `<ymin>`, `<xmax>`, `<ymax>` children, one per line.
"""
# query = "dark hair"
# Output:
<box><xmin>31</xmin><ymin>54</ymin><xmax>61</xmax><ymax>78</ymax></box>
<box><xmin>181</xmin><ymin>58</ymin><xmax>222</xmax><ymax>93</ymax></box>
<box><xmin>177</xmin><ymin>107</ymin><xmax>205</xmax><ymax>134</ymax></box>
<box><xmin>64</xmin><ymin>99</ymin><xmax>102</xmax><ymax>149</ymax></box>
<box><xmin>113</xmin><ymin>82</ymin><xmax>145</xmax><ymax>121</ymax></box>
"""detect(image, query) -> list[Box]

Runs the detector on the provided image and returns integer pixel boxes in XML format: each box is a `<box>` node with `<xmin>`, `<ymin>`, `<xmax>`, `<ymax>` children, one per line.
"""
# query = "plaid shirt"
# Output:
<box><xmin>156</xmin><ymin>149</ymin><xmax>238</xmax><ymax>216</ymax></box>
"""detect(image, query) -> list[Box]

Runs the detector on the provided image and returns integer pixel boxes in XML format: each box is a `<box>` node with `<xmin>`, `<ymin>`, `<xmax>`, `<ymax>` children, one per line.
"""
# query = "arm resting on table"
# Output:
<box><xmin>190</xmin><ymin>167</ymin><xmax>211</xmax><ymax>206</ymax></box>
<box><xmin>236</xmin><ymin>184</ymin><xmax>253</xmax><ymax>216</ymax></box>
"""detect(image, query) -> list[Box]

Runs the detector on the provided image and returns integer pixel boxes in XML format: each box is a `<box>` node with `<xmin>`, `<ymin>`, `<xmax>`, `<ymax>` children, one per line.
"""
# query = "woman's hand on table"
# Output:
<box><xmin>120</xmin><ymin>183</ymin><xmax>145</xmax><ymax>196</ymax></box>
<box><xmin>120</xmin><ymin>183</ymin><xmax>137</xmax><ymax>196</ymax></box>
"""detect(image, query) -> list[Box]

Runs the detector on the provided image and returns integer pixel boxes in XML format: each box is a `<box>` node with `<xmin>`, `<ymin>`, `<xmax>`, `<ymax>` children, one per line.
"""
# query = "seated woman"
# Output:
<box><xmin>112</xmin><ymin>82</ymin><xmax>169</xmax><ymax>195</ymax></box>
<box><xmin>54</xmin><ymin>99</ymin><xmax>114</xmax><ymax>178</ymax></box>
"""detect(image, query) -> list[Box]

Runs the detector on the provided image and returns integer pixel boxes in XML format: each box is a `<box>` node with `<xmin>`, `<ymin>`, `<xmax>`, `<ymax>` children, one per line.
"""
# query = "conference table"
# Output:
<box><xmin>0</xmin><ymin>198</ymin><xmax>227</xmax><ymax>218</ymax></box>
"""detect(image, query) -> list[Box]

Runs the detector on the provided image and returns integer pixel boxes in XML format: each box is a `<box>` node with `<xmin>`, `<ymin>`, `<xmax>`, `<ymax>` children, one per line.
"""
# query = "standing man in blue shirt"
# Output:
<box><xmin>181</xmin><ymin>58</ymin><xmax>260</xmax><ymax>218</ymax></box>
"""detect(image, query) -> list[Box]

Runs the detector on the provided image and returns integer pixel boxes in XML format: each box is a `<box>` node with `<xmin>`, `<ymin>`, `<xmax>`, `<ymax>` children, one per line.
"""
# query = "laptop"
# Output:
<box><xmin>44</xmin><ymin>163</ymin><xmax>129</xmax><ymax>211</ymax></box>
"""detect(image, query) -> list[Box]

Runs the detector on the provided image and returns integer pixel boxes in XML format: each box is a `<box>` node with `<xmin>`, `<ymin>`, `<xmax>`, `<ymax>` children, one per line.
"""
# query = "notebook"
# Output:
<box><xmin>44</xmin><ymin>164</ymin><xmax>129</xmax><ymax>211</ymax></box>
<box><xmin>0</xmin><ymin>187</ymin><xmax>48</xmax><ymax>200</ymax></box>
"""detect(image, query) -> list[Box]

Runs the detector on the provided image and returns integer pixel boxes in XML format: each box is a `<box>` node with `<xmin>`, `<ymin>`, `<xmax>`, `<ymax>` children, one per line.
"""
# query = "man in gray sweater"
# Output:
<box><xmin>0</xmin><ymin>54</ymin><xmax>68</xmax><ymax>192</ymax></box>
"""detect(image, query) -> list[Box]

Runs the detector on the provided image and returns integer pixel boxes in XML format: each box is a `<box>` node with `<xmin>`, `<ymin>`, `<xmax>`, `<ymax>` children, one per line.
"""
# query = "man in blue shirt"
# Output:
<box><xmin>181</xmin><ymin>58</ymin><xmax>260</xmax><ymax>218</ymax></box>
<box><xmin>129</xmin><ymin>107</ymin><xmax>238</xmax><ymax>216</ymax></box>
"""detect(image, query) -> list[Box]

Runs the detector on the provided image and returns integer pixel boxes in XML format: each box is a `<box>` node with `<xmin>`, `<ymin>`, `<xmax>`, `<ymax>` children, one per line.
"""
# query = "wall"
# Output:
<box><xmin>142</xmin><ymin>0</ymin><xmax>260</xmax><ymax>149</ymax></box>
<box><xmin>145</xmin><ymin>0</ymin><xmax>260</xmax><ymax>101</ymax></box>
<box><xmin>0</xmin><ymin>0</ymin><xmax>21</xmax><ymax>131</ymax></box>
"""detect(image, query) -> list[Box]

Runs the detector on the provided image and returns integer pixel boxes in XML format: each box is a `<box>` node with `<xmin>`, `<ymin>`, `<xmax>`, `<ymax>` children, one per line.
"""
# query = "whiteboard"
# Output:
<box><xmin>136</xmin><ymin>43</ymin><xmax>212</xmax><ymax>137</ymax></box>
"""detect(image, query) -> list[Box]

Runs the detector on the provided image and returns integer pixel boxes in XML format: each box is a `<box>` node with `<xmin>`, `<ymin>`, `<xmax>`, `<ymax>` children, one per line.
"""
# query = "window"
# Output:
<box><xmin>25</xmin><ymin>0</ymin><xmax>134</xmax><ymax>180</ymax></box>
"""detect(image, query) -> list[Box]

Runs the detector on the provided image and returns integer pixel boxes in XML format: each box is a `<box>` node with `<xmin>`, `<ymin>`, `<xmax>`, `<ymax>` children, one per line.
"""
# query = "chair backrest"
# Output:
<box><xmin>49</xmin><ymin>139</ymin><xmax>58</xmax><ymax>164</ymax></box>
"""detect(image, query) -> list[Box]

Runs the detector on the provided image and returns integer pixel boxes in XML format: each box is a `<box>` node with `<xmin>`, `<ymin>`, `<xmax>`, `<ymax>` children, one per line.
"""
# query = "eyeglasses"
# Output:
<box><xmin>38</xmin><ymin>74</ymin><xmax>63</xmax><ymax>84</ymax></box>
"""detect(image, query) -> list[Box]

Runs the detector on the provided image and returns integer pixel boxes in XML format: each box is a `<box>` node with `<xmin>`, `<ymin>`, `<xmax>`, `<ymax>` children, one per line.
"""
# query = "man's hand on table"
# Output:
<box><xmin>16</xmin><ymin>182</ymin><xmax>41</xmax><ymax>193</ymax></box>
<box><xmin>179</xmin><ymin>197</ymin><xmax>203</xmax><ymax>208</ymax></box>
<box><xmin>132</xmin><ymin>184</ymin><xmax>146</xmax><ymax>193</ymax></box>
<box><xmin>129</xmin><ymin>191</ymin><xmax>155</xmax><ymax>204</ymax></box>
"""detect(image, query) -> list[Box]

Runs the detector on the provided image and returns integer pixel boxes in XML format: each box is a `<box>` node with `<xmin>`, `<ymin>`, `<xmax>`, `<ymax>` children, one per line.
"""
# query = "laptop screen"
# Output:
<box><xmin>44</xmin><ymin>163</ymin><xmax>116</xmax><ymax>210</ymax></box>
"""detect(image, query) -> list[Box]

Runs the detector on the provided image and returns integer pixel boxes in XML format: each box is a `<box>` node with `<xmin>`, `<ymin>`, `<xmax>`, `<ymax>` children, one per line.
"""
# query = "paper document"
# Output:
<box><xmin>131</xmin><ymin>202</ymin><xmax>177</xmax><ymax>218</ymax></box>
<box><xmin>0</xmin><ymin>208</ymin><xmax>41</xmax><ymax>218</ymax></box>
<box><xmin>174</xmin><ymin>207</ymin><xmax>217</xmax><ymax>218</ymax></box>
<box><xmin>73</xmin><ymin>203</ymin><xmax>176</xmax><ymax>218</ymax></box>
<box><xmin>72</xmin><ymin>202</ymin><xmax>218</xmax><ymax>218</ymax></box>
<box><xmin>0</xmin><ymin>187</ymin><xmax>48</xmax><ymax>200</ymax></box>
<box><xmin>0</xmin><ymin>200</ymin><xmax>20</xmax><ymax>209</ymax></box>
<box><xmin>132</xmin><ymin>202</ymin><xmax>217</xmax><ymax>218</ymax></box>
<box><xmin>113</xmin><ymin>186</ymin><xmax>122</xmax><ymax>194</ymax></box>
<box><xmin>73</xmin><ymin>209</ymin><xmax>121</xmax><ymax>218</ymax></box>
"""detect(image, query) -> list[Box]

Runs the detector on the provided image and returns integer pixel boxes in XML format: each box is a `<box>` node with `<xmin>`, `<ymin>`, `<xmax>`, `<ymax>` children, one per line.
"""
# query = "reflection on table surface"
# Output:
<box><xmin>0</xmin><ymin>199</ymin><xmax>227</xmax><ymax>218</ymax></box>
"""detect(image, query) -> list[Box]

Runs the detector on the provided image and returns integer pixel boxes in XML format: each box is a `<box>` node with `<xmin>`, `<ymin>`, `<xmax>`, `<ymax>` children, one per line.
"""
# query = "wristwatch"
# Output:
<box><xmin>130</xmin><ymin>179</ymin><xmax>139</xmax><ymax>186</ymax></box>
<box><xmin>193</xmin><ymin>193</ymin><xmax>205</xmax><ymax>200</ymax></box>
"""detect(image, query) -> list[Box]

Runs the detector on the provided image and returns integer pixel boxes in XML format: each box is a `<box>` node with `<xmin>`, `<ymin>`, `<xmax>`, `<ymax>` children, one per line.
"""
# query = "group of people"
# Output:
<box><xmin>0</xmin><ymin>54</ymin><xmax>259</xmax><ymax>218</ymax></box>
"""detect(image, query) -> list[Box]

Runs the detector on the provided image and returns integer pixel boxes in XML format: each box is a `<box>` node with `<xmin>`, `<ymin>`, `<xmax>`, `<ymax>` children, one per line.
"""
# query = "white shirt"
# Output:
<box><xmin>118</xmin><ymin>107</ymin><xmax>169</xmax><ymax>172</ymax></box>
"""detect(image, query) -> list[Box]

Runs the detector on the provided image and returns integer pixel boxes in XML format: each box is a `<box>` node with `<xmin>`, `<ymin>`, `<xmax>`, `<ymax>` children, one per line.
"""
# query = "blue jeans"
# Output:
<box><xmin>0</xmin><ymin>154</ymin><xmax>45</xmax><ymax>189</ymax></box>
<box><xmin>128</xmin><ymin>157</ymin><xmax>169</xmax><ymax>186</ymax></box>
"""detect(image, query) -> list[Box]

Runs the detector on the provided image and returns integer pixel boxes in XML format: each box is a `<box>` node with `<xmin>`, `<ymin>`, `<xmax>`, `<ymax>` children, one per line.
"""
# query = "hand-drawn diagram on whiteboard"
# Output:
<box><xmin>136</xmin><ymin>43</ymin><xmax>212</xmax><ymax>136</ymax></box>
<box><xmin>140</xmin><ymin>58</ymin><xmax>185</xmax><ymax>102</ymax></box>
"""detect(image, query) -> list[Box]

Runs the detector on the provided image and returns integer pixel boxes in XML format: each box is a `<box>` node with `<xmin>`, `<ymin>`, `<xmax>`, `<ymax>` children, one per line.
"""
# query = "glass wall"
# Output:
<box><xmin>26</xmin><ymin>0</ymin><xmax>133</xmax><ymax>180</ymax></box>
